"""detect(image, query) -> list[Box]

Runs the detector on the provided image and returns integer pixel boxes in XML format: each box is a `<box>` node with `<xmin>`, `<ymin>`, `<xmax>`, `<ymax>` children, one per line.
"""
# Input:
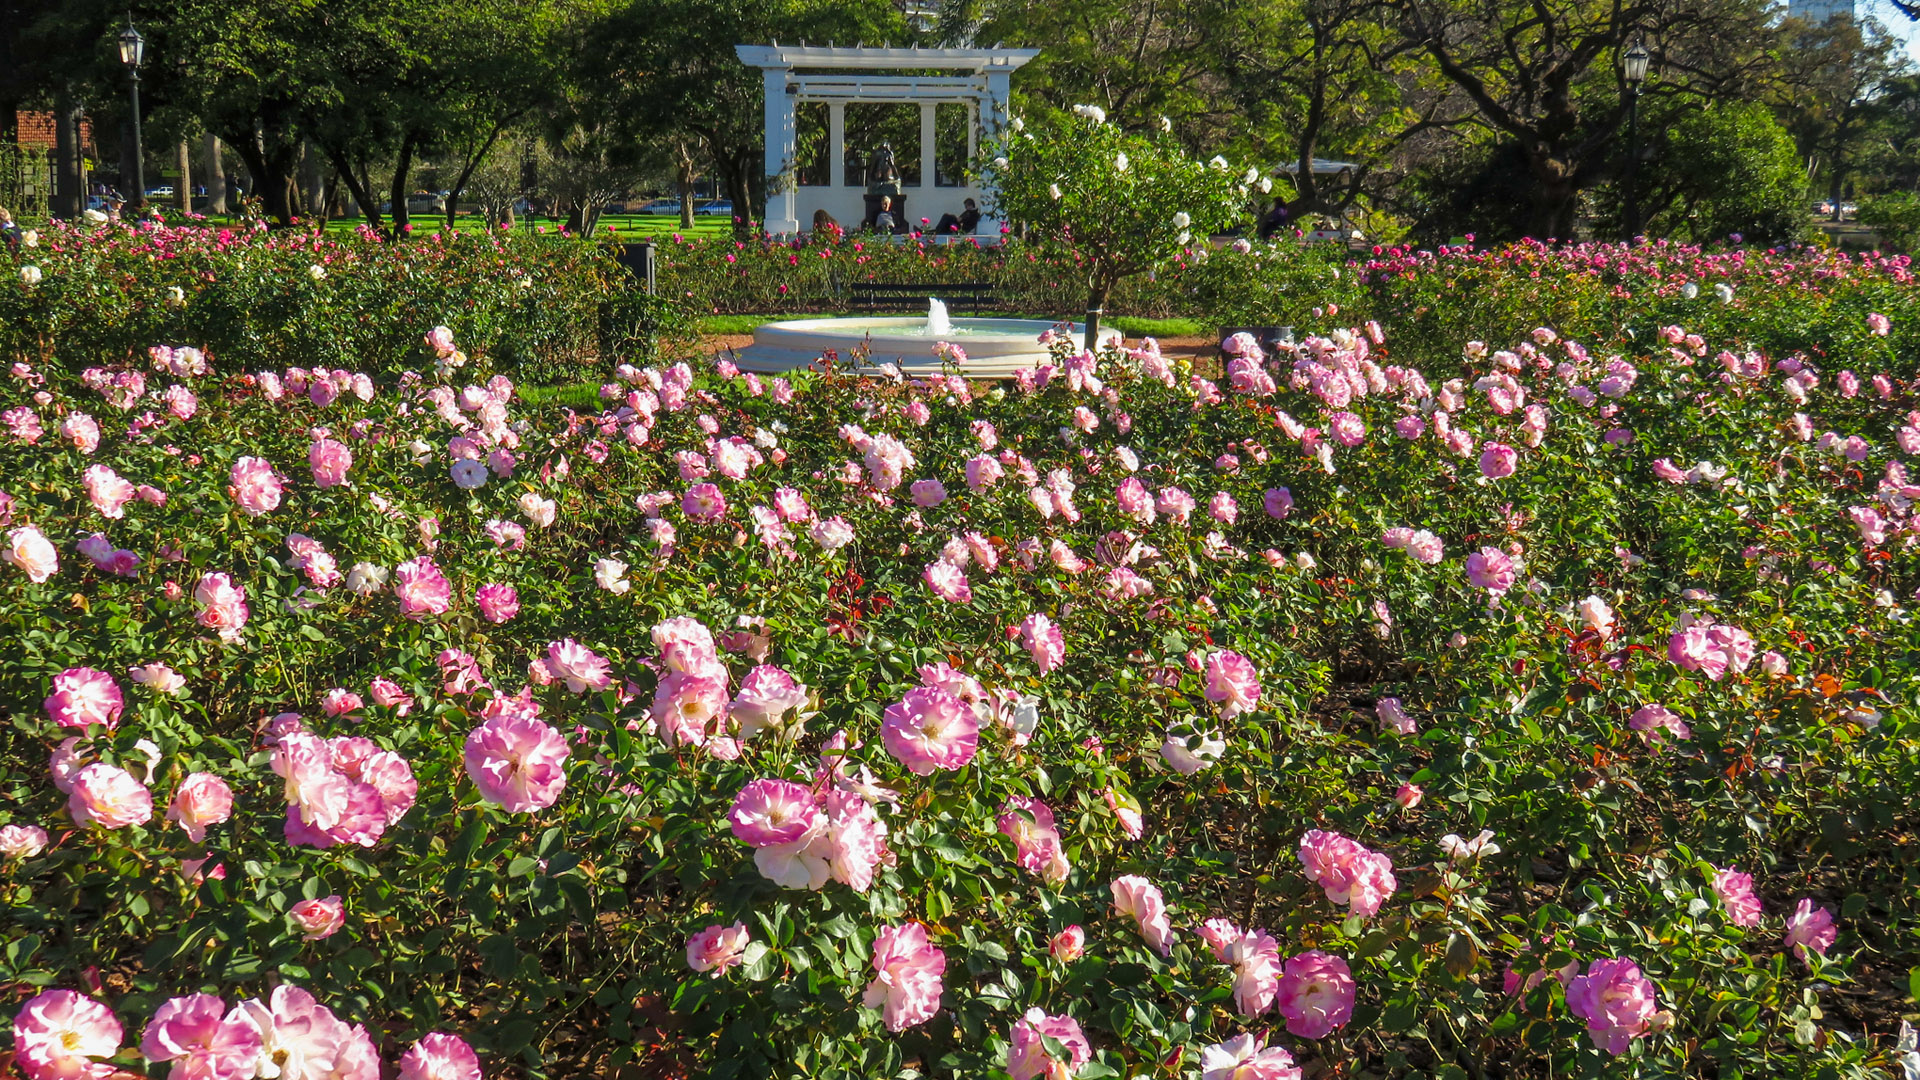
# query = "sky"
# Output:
<box><xmin>1863</xmin><ymin>0</ymin><xmax>1920</xmax><ymax>63</ymax></box>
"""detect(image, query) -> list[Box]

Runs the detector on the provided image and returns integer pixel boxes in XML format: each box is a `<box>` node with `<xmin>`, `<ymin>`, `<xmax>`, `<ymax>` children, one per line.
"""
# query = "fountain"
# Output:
<box><xmin>731</xmin><ymin>298</ymin><xmax>1123</xmax><ymax>379</ymax></box>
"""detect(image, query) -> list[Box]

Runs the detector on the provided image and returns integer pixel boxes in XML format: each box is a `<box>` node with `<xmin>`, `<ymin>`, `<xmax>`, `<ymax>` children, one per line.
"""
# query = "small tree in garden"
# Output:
<box><xmin>984</xmin><ymin>106</ymin><xmax>1251</xmax><ymax>347</ymax></box>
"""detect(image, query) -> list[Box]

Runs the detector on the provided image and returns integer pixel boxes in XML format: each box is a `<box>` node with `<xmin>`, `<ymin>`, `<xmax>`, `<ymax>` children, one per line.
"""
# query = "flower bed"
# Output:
<box><xmin>2</xmin><ymin>220</ymin><xmax>684</xmax><ymax>388</ymax></box>
<box><xmin>0</xmin><ymin>260</ymin><xmax>1916</xmax><ymax>1077</ymax></box>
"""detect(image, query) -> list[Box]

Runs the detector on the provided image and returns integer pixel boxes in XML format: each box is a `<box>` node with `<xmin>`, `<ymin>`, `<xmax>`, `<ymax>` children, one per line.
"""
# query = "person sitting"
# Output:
<box><xmin>0</xmin><ymin>206</ymin><xmax>22</xmax><ymax>251</ymax></box>
<box><xmin>812</xmin><ymin>208</ymin><xmax>842</xmax><ymax>237</ymax></box>
<box><xmin>935</xmin><ymin>198</ymin><xmax>980</xmax><ymax>236</ymax></box>
<box><xmin>873</xmin><ymin>196</ymin><xmax>896</xmax><ymax>233</ymax></box>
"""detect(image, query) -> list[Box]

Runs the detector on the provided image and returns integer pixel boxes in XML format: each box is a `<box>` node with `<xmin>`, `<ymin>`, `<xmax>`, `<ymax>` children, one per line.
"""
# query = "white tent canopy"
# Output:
<box><xmin>735</xmin><ymin>44</ymin><xmax>1038</xmax><ymax>237</ymax></box>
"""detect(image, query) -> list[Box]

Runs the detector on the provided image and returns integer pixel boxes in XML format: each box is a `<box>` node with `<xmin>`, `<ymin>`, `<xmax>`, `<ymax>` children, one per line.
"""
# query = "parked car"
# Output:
<box><xmin>145</xmin><ymin>185</ymin><xmax>175</xmax><ymax>199</ymax></box>
<box><xmin>405</xmin><ymin>191</ymin><xmax>445</xmax><ymax>215</ymax></box>
<box><xmin>694</xmin><ymin>200</ymin><xmax>735</xmax><ymax>217</ymax></box>
<box><xmin>635</xmin><ymin>198</ymin><xmax>683</xmax><ymax>215</ymax></box>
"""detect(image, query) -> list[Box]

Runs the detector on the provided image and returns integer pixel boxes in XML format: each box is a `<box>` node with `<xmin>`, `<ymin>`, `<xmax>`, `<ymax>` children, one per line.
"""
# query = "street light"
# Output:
<box><xmin>1621</xmin><ymin>40</ymin><xmax>1650</xmax><ymax>244</ymax></box>
<box><xmin>117</xmin><ymin>17</ymin><xmax>146</xmax><ymax>207</ymax></box>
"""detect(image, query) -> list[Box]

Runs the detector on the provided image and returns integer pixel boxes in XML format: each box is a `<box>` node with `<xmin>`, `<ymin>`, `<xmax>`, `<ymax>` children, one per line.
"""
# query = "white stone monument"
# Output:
<box><xmin>734</xmin><ymin>44</ymin><xmax>1038</xmax><ymax>238</ymax></box>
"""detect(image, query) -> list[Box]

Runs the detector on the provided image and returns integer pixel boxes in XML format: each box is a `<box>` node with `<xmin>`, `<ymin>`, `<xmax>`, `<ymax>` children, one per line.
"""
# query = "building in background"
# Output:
<box><xmin>1788</xmin><ymin>0</ymin><xmax>1855</xmax><ymax>23</ymax></box>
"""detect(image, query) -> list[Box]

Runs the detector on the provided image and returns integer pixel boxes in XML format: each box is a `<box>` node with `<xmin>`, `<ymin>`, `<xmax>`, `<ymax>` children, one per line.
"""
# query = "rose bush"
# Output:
<box><xmin>0</xmin><ymin>249</ymin><xmax>1917</xmax><ymax>1078</ymax></box>
<box><xmin>0</xmin><ymin>218</ymin><xmax>685</xmax><ymax>386</ymax></box>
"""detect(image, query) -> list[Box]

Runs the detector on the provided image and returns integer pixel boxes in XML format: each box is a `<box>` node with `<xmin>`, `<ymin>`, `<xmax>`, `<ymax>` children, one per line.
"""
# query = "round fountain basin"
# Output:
<box><xmin>730</xmin><ymin>317</ymin><xmax>1123</xmax><ymax>378</ymax></box>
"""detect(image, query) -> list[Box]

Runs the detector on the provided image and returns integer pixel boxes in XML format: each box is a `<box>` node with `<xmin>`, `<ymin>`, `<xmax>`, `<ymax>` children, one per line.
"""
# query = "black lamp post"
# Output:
<box><xmin>1621</xmin><ymin>40</ymin><xmax>1650</xmax><ymax>243</ymax></box>
<box><xmin>117</xmin><ymin>18</ymin><xmax>146</xmax><ymax>206</ymax></box>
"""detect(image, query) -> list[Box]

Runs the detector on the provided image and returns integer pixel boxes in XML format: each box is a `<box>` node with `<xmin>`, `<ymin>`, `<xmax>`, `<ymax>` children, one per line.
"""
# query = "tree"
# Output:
<box><xmin>1772</xmin><ymin>13</ymin><xmax>1910</xmax><ymax>221</ymax></box>
<box><xmin>576</xmin><ymin>0</ymin><xmax>903</xmax><ymax>236</ymax></box>
<box><xmin>1611</xmin><ymin>99</ymin><xmax>1807</xmax><ymax>245</ymax></box>
<box><xmin>1396</xmin><ymin>0</ymin><xmax>1778</xmax><ymax>240</ymax></box>
<box><xmin>985</xmin><ymin>107</ymin><xmax>1250</xmax><ymax>346</ymax></box>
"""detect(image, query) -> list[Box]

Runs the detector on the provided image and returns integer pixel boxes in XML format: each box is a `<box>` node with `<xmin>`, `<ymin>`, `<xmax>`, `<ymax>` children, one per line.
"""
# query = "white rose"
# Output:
<box><xmin>345</xmin><ymin>562</ymin><xmax>388</xmax><ymax>595</ymax></box>
<box><xmin>309</xmin><ymin>264</ymin><xmax>327</xmax><ymax>280</ymax></box>
<box><xmin>20</xmin><ymin>265</ymin><xmax>42</xmax><ymax>286</ymax></box>
<box><xmin>593</xmin><ymin>557</ymin><xmax>631</xmax><ymax>594</ymax></box>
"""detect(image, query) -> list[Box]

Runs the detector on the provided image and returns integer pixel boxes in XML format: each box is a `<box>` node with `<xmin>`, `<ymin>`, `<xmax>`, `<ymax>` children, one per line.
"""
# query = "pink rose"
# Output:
<box><xmin>546</xmin><ymin>639</ymin><xmax>612</xmax><ymax>693</ymax></box>
<box><xmin>475</xmin><ymin>583</ymin><xmax>519</xmax><ymax>624</ymax></box>
<box><xmin>61</xmin><ymin>412</ymin><xmax>101</xmax><ymax>453</ymax></box>
<box><xmin>1110</xmin><ymin>874</ymin><xmax>1176</xmax><ymax>956</ymax></box>
<box><xmin>1713</xmin><ymin>867</ymin><xmax>1762</xmax><ymax>927</ymax></box>
<box><xmin>82</xmin><ymin>464</ymin><xmax>136</xmax><ymax>519</ymax></box>
<box><xmin>727</xmin><ymin>779</ymin><xmax>824</xmax><ymax>848</ymax></box>
<box><xmin>1199</xmin><ymin>1033</ymin><xmax>1302</xmax><ymax>1080</ymax></box>
<box><xmin>686</xmin><ymin>923</ymin><xmax>752</xmax><ymax>975</ymax></box>
<box><xmin>129</xmin><ymin>663</ymin><xmax>186</xmax><ymax>695</ymax></box>
<box><xmin>1203</xmin><ymin>650</ymin><xmax>1261</xmax><ymax>719</ymax></box>
<box><xmin>45</xmin><ymin>667</ymin><xmax>124</xmax><ymax>730</ymax></box>
<box><xmin>369</xmin><ymin>677</ymin><xmax>415</xmax><ymax>715</ymax></box>
<box><xmin>1628</xmin><ymin>703</ymin><xmax>1691</xmax><ymax>744</ymax></box>
<box><xmin>1406</xmin><ymin>530</ymin><xmax>1444</xmax><ymax>564</ymax></box>
<box><xmin>1006</xmin><ymin>1008</ymin><xmax>1091</xmax><ymax>1080</ymax></box>
<box><xmin>140</xmin><ymin>993</ymin><xmax>263</xmax><ymax>1080</ymax></box>
<box><xmin>863</xmin><ymin>923</ymin><xmax>946</xmax><ymax>1031</ymax></box>
<box><xmin>308</xmin><ymin>438</ymin><xmax>353</xmax><ymax>488</ymax></box>
<box><xmin>1465</xmin><ymin>547</ymin><xmax>1516</xmax><ymax>593</ymax></box>
<box><xmin>997</xmin><ymin>796</ymin><xmax>1069</xmax><ymax>884</ymax></box>
<box><xmin>194</xmin><ymin>572</ymin><xmax>250</xmax><ymax>642</ymax></box>
<box><xmin>729</xmin><ymin>665</ymin><xmax>809</xmax><ymax>740</ymax></box>
<box><xmin>1018</xmin><ymin>613</ymin><xmax>1066</xmax><ymax>675</ymax></box>
<box><xmin>1394</xmin><ymin>783</ymin><xmax>1423</xmax><ymax>808</ymax></box>
<box><xmin>1565</xmin><ymin>957</ymin><xmax>1657</xmax><ymax>1055</ymax></box>
<box><xmin>392</xmin><ymin>555</ymin><xmax>452</xmax><ymax>617</ymax></box>
<box><xmin>464</xmin><ymin>714</ymin><xmax>570</xmax><ymax>813</ymax></box>
<box><xmin>0</xmin><ymin>823</ymin><xmax>49</xmax><ymax>858</ymax></box>
<box><xmin>682</xmin><ymin>482</ymin><xmax>727</xmax><ymax>522</ymax></box>
<box><xmin>288</xmin><ymin>895</ymin><xmax>346</xmax><ymax>939</ymax></box>
<box><xmin>923</xmin><ymin>558</ymin><xmax>972</xmax><ymax>603</ymax></box>
<box><xmin>910</xmin><ymin>478</ymin><xmax>947</xmax><ymax>507</ymax></box>
<box><xmin>228</xmin><ymin>456</ymin><xmax>283</xmax><ymax>515</ymax></box>
<box><xmin>1375</xmin><ymin>697</ymin><xmax>1414</xmax><ymax>735</ymax></box>
<box><xmin>5</xmin><ymin>525</ymin><xmax>59</xmax><ymax>582</ymax></box>
<box><xmin>167</xmin><ymin>772</ymin><xmax>234</xmax><ymax>843</ymax></box>
<box><xmin>1785</xmin><ymin>898</ymin><xmax>1838</xmax><ymax>964</ymax></box>
<box><xmin>68</xmin><ymin>763</ymin><xmax>152</xmax><ymax>829</ymax></box>
<box><xmin>1049</xmin><ymin>925</ymin><xmax>1085</xmax><ymax>962</ymax></box>
<box><xmin>1227</xmin><ymin>928</ymin><xmax>1283</xmax><ymax>1016</ymax></box>
<box><xmin>881</xmin><ymin>686</ymin><xmax>979</xmax><ymax>774</ymax></box>
<box><xmin>12</xmin><ymin>989</ymin><xmax>123</xmax><ymax>1080</ymax></box>
<box><xmin>397</xmin><ymin>1032</ymin><xmax>482</xmax><ymax>1080</ymax></box>
<box><xmin>1297</xmin><ymin>829</ymin><xmax>1396</xmax><ymax>916</ymax></box>
<box><xmin>1274</xmin><ymin>950</ymin><xmax>1356</xmax><ymax>1039</ymax></box>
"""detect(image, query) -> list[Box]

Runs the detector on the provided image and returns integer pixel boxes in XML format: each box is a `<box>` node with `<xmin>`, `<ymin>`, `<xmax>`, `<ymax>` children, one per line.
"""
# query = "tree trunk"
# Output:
<box><xmin>54</xmin><ymin>88</ymin><xmax>83</xmax><ymax>218</ymax></box>
<box><xmin>676</xmin><ymin>140</ymin><xmax>697</xmax><ymax>229</ymax></box>
<box><xmin>319</xmin><ymin>143</ymin><xmax>383</xmax><ymax>231</ymax></box>
<box><xmin>175</xmin><ymin>141</ymin><xmax>192</xmax><ymax>213</ymax></box>
<box><xmin>388</xmin><ymin>130</ymin><xmax>419</xmax><ymax>236</ymax></box>
<box><xmin>1082</xmin><ymin>278</ymin><xmax>1111</xmax><ymax>351</ymax></box>
<box><xmin>299</xmin><ymin>140</ymin><xmax>323</xmax><ymax>219</ymax></box>
<box><xmin>1524</xmin><ymin>151</ymin><xmax>1579</xmax><ymax>242</ymax></box>
<box><xmin>202</xmin><ymin>133</ymin><xmax>227</xmax><ymax>214</ymax></box>
<box><xmin>445</xmin><ymin>124</ymin><xmax>506</xmax><ymax>233</ymax></box>
<box><xmin>230</xmin><ymin>125</ymin><xmax>299</xmax><ymax>225</ymax></box>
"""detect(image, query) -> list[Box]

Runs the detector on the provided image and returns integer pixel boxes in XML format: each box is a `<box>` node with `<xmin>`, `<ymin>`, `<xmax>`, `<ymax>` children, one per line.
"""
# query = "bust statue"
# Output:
<box><xmin>866</xmin><ymin>143</ymin><xmax>902</xmax><ymax>197</ymax></box>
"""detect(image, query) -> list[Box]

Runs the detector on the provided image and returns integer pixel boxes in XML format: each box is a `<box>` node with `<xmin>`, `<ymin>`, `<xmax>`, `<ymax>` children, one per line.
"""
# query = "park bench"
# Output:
<box><xmin>848</xmin><ymin>282</ymin><xmax>999</xmax><ymax>315</ymax></box>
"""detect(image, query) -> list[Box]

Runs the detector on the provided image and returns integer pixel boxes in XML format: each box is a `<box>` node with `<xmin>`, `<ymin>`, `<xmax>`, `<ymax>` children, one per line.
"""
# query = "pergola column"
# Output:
<box><xmin>829</xmin><ymin>102</ymin><xmax>846</xmax><ymax>189</ymax></box>
<box><xmin>918</xmin><ymin>102</ymin><xmax>938</xmax><ymax>218</ymax></box>
<box><xmin>763</xmin><ymin>66</ymin><xmax>800</xmax><ymax>235</ymax></box>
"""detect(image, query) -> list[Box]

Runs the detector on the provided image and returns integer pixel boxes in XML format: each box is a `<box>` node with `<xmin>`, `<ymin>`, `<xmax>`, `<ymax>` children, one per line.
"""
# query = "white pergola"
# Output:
<box><xmin>734</xmin><ymin>44</ymin><xmax>1039</xmax><ymax>237</ymax></box>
